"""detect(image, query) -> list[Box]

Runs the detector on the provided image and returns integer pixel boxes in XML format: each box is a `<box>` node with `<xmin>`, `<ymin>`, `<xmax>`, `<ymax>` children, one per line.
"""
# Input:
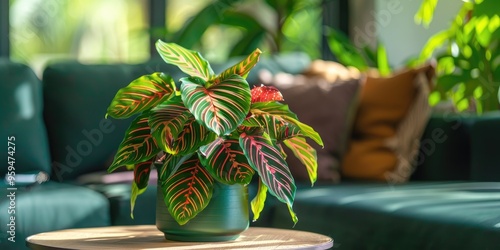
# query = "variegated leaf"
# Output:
<box><xmin>199</xmin><ymin>137</ymin><xmax>254</xmax><ymax>185</ymax></box>
<box><xmin>283</xmin><ymin>137</ymin><xmax>318</xmax><ymax>185</ymax></box>
<box><xmin>150</xmin><ymin>96</ymin><xmax>216</xmax><ymax>155</ymax></box>
<box><xmin>107</xmin><ymin>73</ymin><xmax>176</xmax><ymax>119</ymax></box>
<box><xmin>248</xmin><ymin>101</ymin><xmax>298</xmax><ymax>120</ymax></box>
<box><xmin>156</xmin><ymin>40</ymin><xmax>214</xmax><ymax>80</ymax></box>
<box><xmin>108</xmin><ymin>113</ymin><xmax>160</xmax><ymax>172</ymax></box>
<box><xmin>251</xmin><ymin>85</ymin><xmax>284</xmax><ymax>103</ymax></box>
<box><xmin>243</xmin><ymin>114</ymin><xmax>285</xmax><ymax>140</ymax></box>
<box><xmin>284</xmin><ymin>117</ymin><xmax>324</xmax><ymax>148</ymax></box>
<box><xmin>248</xmin><ymin>102</ymin><xmax>324</xmax><ymax>147</ymax></box>
<box><xmin>162</xmin><ymin>155</ymin><xmax>214</xmax><ymax>225</ymax></box>
<box><xmin>239</xmin><ymin>131</ymin><xmax>296</xmax><ymax>207</ymax></box>
<box><xmin>181</xmin><ymin>75</ymin><xmax>251</xmax><ymax>136</ymax></box>
<box><xmin>250</xmin><ymin>179</ymin><xmax>268</xmax><ymax>222</ymax></box>
<box><xmin>215</xmin><ymin>48</ymin><xmax>262</xmax><ymax>83</ymax></box>
<box><xmin>130</xmin><ymin>159</ymin><xmax>153</xmax><ymax>219</ymax></box>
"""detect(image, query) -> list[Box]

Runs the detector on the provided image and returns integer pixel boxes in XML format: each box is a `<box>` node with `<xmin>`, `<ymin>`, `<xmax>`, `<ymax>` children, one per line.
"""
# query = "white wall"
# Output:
<box><xmin>350</xmin><ymin>0</ymin><xmax>462</xmax><ymax>68</ymax></box>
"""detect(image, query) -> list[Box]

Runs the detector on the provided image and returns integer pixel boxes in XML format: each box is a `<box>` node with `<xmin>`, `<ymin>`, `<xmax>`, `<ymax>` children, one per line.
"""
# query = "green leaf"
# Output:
<box><xmin>216</xmin><ymin>48</ymin><xmax>262</xmax><ymax>83</ymax></box>
<box><xmin>419</xmin><ymin>30</ymin><xmax>453</xmax><ymax>60</ymax></box>
<box><xmin>130</xmin><ymin>159</ymin><xmax>153</xmax><ymax>219</ymax></box>
<box><xmin>106</xmin><ymin>73</ymin><xmax>176</xmax><ymax>119</ymax></box>
<box><xmin>130</xmin><ymin>182</ymin><xmax>147</xmax><ymax>219</ymax></box>
<box><xmin>287</xmin><ymin>204</ymin><xmax>299</xmax><ymax>226</ymax></box>
<box><xmin>250</xmin><ymin>179</ymin><xmax>268</xmax><ymax>222</ymax></box>
<box><xmin>240</xmin><ymin>131</ymin><xmax>296</xmax><ymax>208</ymax></box>
<box><xmin>414</xmin><ymin>0</ymin><xmax>438</xmax><ymax>27</ymax></box>
<box><xmin>181</xmin><ymin>75</ymin><xmax>251</xmax><ymax>136</ymax></box>
<box><xmin>325</xmin><ymin>27</ymin><xmax>368</xmax><ymax>71</ymax></box>
<box><xmin>199</xmin><ymin>137</ymin><xmax>255</xmax><ymax>185</ymax></box>
<box><xmin>162</xmin><ymin>154</ymin><xmax>214</xmax><ymax>225</ymax></box>
<box><xmin>247</xmin><ymin>101</ymin><xmax>298</xmax><ymax>120</ymax></box>
<box><xmin>283</xmin><ymin>137</ymin><xmax>317</xmax><ymax>186</ymax></box>
<box><xmin>108</xmin><ymin>113</ymin><xmax>160</xmax><ymax>172</ymax></box>
<box><xmin>376</xmin><ymin>43</ymin><xmax>391</xmax><ymax>76</ymax></box>
<box><xmin>173</xmin><ymin>0</ymin><xmax>242</xmax><ymax>49</ymax></box>
<box><xmin>156</xmin><ymin>40</ymin><xmax>215</xmax><ymax>81</ymax></box>
<box><xmin>149</xmin><ymin>96</ymin><xmax>216</xmax><ymax>155</ymax></box>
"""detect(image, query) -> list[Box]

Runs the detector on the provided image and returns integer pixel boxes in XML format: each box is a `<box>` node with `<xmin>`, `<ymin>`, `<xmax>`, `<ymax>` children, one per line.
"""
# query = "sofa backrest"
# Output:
<box><xmin>0</xmin><ymin>59</ymin><xmax>52</xmax><ymax>178</ymax></box>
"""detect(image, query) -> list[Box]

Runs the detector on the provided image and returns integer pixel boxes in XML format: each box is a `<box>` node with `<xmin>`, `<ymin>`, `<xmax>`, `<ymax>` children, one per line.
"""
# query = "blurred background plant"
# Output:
<box><xmin>416</xmin><ymin>0</ymin><xmax>500</xmax><ymax>114</ymax></box>
<box><xmin>167</xmin><ymin>0</ymin><xmax>322</xmax><ymax>62</ymax></box>
<box><xmin>324</xmin><ymin>27</ymin><xmax>392</xmax><ymax>76</ymax></box>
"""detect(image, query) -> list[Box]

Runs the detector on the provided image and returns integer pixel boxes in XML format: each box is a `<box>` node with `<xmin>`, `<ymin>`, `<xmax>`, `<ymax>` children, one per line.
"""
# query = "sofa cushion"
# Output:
<box><xmin>342</xmin><ymin>65</ymin><xmax>434</xmax><ymax>182</ymax></box>
<box><xmin>0</xmin><ymin>60</ymin><xmax>52</xmax><ymax>177</ymax></box>
<box><xmin>0</xmin><ymin>182</ymin><xmax>110</xmax><ymax>250</ymax></box>
<box><xmin>270</xmin><ymin>182</ymin><xmax>500</xmax><ymax>249</ymax></box>
<box><xmin>259</xmin><ymin>63</ymin><xmax>362</xmax><ymax>183</ymax></box>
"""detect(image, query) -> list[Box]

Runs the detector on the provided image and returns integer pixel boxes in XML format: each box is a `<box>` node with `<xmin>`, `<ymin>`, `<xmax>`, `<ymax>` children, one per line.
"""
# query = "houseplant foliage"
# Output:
<box><xmin>106</xmin><ymin>40</ymin><xmax>323</xmax><ymax>226</ymax></box>
<box><xmin>417</xmin><ymin>0</ymin><xmax>500</xmax><ymax>113</ymax></box>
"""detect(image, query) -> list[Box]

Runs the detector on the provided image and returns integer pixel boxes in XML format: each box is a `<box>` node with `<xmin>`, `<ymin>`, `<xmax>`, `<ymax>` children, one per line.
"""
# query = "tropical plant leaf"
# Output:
<box><xmin>156</xmin><ymin>40</ymin><xmax>215</xmax><ymax>80</ymax></box>
<box><xmin>181</xmin><ymin>75</ymin><xmax>251</xmax><ymax>136</ymax></box>
<box><xmin>130</xmin><ymin>158</ymin><xmax>153</xmax><ymax>219</ymax></box>
<box><xmin>149</xmin><ymin>96</ymin><xmax>215</xmax><ymax>155</ymax></box>
<box><xmin>239</xmin><ymin>131</ymin><xmax>296</xmax><ymax>208</ymax></box>
<box><xmin>287</xmin><ymin>204</ymin><xmax>298</xmax><ymax>225</ymax></box>
<box><xmin>250</xmin><ymin>179</ymin><xmax>268</xmax><ymax>222</ymax></box>
<box><xmin>199</xmin><ymin>137</ymin><xmax>255</xmax><ymax>185</ymax></box>
<box><xmin>245</xmin><ymin>102</ymin><xmax>323</xmax><ymax>147</ymax></box>
<box><xmin>247</xmin><ymin>101</ymin><xmax>298</xmax><ymax>120</ymax></box>
<box><xmin>244</xmin><ymin>114</ymin><xmax>285</xmax><ymax>140</ymax></box>
<box><xmin>283</xmin><ymin>137</ymin><xmax>317</xmax><ymax>186</ymax></box>
<box><xmin>106</xmin><ymin>73</ymin><xmax>176</xmax><ymax>119</ymax></box>
<box><xmin>108</xmin><ymin>113</ymin><xmax>160</xmax><ymax>172</ymax></box>
<box><xmin>162</xmin><ymin>155</ymin><xmax>214</xmax><ymax>225</ymax></box>
<box><xmin>283</xmin><ymin>117</ymin><xmax>323</xmax><ymax>148</ymax></box>
<box><xmin>216</xmin><ymin>48</ymin><xmax>262</xmax><ymax>83</ymax></box>
<box><xmin>251</xmin><ymin>85</ymin><xmax>284</xmax><ymax>103</ymax></box>
<box><xmin>149</xmin><ymin>96</ymin><xmax>190</xmax><ymax>154</ymax></box>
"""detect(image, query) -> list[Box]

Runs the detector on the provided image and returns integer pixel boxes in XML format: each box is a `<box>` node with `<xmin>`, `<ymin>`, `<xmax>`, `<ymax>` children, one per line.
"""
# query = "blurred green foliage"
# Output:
<box><xmin>417</xmin><ymin>0</ymin><xmax>500</xmax><ymax>113</ymax></box>
<box><xmin>167</xmin><ymin>0</ymin><xmax>322</xmax><ymax>62</ymax></box>
<box><xmin>10</xmin><ymin>0</ymin><xmax>149</xmax><ymax>68</ymax></box>
<box><xmin>324</xmin><ymin>27</ymin><xmax>392</xmax><ymax>76</ymax></box>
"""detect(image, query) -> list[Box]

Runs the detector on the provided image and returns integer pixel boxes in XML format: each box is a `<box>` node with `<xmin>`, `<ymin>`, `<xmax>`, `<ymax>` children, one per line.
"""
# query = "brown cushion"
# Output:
<box><xmin>342</xmin><ymin>65</ymin><xmax>435</xmax><ymax>181</ymax></box>
<box><xmin>259</xmin><ymin>64</ymin><xmax>362</xmax><ymax>183</ymax></box>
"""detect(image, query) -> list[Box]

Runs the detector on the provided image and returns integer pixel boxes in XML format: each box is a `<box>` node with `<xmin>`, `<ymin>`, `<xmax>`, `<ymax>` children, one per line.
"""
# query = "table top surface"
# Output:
<box><xmin>26</xmin><ymin>225</ymin><xmax>334</xmax><ymax>250</ymax></box>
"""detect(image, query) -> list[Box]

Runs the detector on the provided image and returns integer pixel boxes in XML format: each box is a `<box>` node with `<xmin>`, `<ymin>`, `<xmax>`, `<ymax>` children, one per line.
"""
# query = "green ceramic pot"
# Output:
<box><xmin>156</xmin><ymin>182</ymin><xmax>249</xmax><ymax>242</ymax></box>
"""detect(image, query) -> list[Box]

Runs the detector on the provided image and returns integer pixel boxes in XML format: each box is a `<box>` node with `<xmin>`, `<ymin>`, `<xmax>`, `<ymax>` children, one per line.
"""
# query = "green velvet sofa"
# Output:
<box><xmin>1</xmin><ymin>55</ymin><xmax>500</xmax><ymax>250</ymax></box>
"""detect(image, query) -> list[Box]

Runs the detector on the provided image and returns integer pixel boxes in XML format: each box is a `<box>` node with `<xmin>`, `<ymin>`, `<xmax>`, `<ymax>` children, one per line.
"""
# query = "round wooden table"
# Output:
<box><xmin>26</xmin><ymin>225</ymin><xmax>334</xmax><ymax>249</ymax></box>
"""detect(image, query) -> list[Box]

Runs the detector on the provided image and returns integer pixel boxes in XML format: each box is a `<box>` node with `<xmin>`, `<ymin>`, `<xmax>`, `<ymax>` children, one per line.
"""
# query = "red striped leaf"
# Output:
<box><xmin>108</xmin><ymin>113</ymin><xmax>160</xmax><ymax>172</ymax></box>
<box><xmin>107</xmin><ymin>73</ymin><xmax>176</xmax><ymax>119</ymax></box>
<box><xmin>200</xmin><ymin>137</ymin><xmax>255</xmax><ymax>185</ymax></box>
<box><xmin>239</xmin><ymin>131</ymin><xmax>296</xmax><ymax>206</ymax></box>
<box><xmin>181</xmin><ymin>75</ymin><xmax>251</xmax><ymax>136</ymax></box>
<box><xmin>161</xmin><ymin>155</ymin><xmax>214</xmax><ymax>225</ymax></box>
<box><xmin>156</xmin><ymin>40</ymin><xmax>214</xmax><ymax>80</ymax></box>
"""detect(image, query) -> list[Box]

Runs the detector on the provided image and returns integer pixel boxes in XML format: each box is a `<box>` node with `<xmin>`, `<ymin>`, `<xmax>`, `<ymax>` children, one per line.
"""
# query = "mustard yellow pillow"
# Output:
<box><xmin>342</xmin><ymin>65</ymin><xmax>434</xmax><ymax>181</ymax></box>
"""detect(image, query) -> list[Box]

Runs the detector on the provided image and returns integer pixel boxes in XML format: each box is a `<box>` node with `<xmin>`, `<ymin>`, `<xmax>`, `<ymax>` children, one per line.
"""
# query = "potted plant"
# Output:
<box><xmin>105</xmin><ymin>40</ymin><xmax>323</xmax><ymax>241</ymax></box>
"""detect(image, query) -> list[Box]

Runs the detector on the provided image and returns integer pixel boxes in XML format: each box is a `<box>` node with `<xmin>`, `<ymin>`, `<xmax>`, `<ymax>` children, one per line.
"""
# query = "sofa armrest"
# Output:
<box><xmin>470</xmin><ymin>111</ymin><xmax>500</xmax><ymax>181</ymax></box>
